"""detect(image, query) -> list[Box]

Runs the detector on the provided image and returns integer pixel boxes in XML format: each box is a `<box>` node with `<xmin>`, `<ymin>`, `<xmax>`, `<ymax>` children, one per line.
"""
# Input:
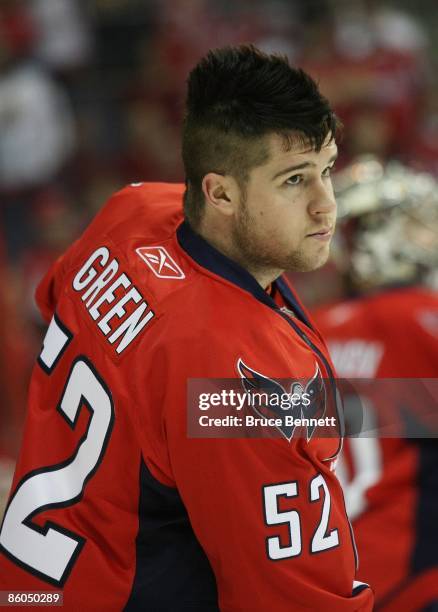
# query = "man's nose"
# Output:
<box><xmin>308</xmin><ymin>180</ymin><xmax>336</xmax><ymax>216</ymax></box>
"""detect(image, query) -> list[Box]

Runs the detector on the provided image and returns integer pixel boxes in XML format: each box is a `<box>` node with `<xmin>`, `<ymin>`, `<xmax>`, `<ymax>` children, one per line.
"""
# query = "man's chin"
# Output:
<box><xmin>284</xmin><ymin>250</ymin><xmax>331</xmax><ymax>273</ymax></box>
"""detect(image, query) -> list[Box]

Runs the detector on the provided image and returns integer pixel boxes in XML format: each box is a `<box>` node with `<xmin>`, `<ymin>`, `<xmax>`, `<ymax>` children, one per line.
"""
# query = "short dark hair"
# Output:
<box><xmin>182</xmin><ymin>44</ymin><xmax>340</xmax><ymax>228</ymax></box>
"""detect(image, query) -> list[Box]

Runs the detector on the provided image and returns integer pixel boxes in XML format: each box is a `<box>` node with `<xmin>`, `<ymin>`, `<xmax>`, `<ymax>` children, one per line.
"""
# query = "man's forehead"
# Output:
<box><xmin>264</xmin><ymin>132</ymin><xmax>337</xmax><ymax>166</ymax></box>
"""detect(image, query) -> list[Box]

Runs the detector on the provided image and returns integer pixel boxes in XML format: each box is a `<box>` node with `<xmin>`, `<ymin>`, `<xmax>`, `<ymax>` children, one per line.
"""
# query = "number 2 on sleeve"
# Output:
<box><xmin>0</xmin><ymin>315</ymin><xmax>114</xmax><ymax>586</ymax></box>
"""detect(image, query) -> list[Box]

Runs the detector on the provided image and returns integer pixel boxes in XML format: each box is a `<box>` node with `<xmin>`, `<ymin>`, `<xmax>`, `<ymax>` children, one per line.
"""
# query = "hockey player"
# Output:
<box><xmin>0</xmin><ymin>46</ymin><xmax>372</xmax><ymax>611</ymax></box>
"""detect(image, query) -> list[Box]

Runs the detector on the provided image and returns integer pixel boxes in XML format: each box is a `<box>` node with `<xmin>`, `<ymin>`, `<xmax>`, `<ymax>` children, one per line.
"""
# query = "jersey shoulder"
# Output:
<box><xmin>82</xmin><ymin>182</ymin><xmax>185</xmax><ymax>247</ymax></box>
<box><xmin>35</xmin><ymin>182</ymin><xmax>187</xmax><ymax>359</ymax></box>
<box><xmin>35</xmin><ymin>181</ymin><xmax>255</xmax><ymax>365</ymax></box>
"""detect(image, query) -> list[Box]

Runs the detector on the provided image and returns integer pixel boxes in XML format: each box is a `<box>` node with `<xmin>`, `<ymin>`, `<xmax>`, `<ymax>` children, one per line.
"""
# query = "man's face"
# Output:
<box><xmin>231</xmin><ymin>133</ymin><xmax>338</xmax><ymax>274</ymax></box>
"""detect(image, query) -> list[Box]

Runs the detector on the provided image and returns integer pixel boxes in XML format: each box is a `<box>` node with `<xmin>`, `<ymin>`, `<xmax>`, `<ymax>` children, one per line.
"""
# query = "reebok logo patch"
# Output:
<box><xmin>136</xmin><ymin>246</ymin><xmax>185</xmax><ymax>279</ymax></box>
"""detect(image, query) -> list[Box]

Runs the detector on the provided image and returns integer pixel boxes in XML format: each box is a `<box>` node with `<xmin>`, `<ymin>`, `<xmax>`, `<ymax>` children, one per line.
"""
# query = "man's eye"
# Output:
<box><xmin>322</xmin><ymin>165</ymin><xmax>334</xmax><ymax>178</ymax></box>
<box><xmin>285</xmin><ymin>174</ymin><xmax>302</xmax><ymax>186</ymax></box>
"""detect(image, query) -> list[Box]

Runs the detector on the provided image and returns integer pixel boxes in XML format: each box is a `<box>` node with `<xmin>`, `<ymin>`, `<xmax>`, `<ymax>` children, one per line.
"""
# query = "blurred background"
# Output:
<box><xmin>0</xmin><ymin>0</ymin><xmax>437</xmax><ymax>503</ymax></box>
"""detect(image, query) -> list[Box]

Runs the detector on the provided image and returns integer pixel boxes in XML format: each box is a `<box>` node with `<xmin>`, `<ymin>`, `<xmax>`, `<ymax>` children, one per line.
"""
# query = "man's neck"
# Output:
<box><xmin>196</xmin><ymin>223</ymin><xmax>283</xmax><ymax>290</ymax></box>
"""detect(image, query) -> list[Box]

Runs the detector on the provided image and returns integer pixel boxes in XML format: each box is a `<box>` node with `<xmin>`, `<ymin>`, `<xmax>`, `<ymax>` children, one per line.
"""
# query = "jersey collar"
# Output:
<box><xmin>176</xmin><ymin>220</ymin><xmax>312</xmax><ymax>327</ymax></box>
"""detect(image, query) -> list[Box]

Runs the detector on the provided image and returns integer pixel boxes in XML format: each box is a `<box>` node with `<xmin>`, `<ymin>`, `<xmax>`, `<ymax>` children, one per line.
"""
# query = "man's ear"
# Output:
<box><xmin>202</xmin><ymin>173</ymin><xmax>239</xmax><ymax>217</ymax></box>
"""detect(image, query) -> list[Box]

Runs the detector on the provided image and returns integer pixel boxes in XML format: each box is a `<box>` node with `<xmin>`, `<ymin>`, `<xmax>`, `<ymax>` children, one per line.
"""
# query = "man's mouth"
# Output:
<box><xmin>306</xmin><ymin>227</ymin><xmax>333</xmax><ymax>240</ymax></box>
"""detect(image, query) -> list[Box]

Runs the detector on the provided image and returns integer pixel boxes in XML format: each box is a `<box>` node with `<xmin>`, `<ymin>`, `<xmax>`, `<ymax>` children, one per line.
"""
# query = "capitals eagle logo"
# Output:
<box><xmin>236</xmin><ymin>358</ymin><xmax>327</xmax><ymax>442</ymax></box>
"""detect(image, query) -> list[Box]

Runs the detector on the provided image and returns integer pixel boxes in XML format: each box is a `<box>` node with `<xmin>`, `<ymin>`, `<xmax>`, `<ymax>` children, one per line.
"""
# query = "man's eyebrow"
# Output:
<box><xmin>272</xmin><ymin>152</ymin><xmax>338</xmax><ymax>180</ymax></box>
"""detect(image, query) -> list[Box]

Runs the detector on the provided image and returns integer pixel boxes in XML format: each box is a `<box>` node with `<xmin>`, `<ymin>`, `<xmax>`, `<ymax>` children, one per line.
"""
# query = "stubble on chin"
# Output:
<box><xmin>232</xmin><ymin>207</ymin><xmax>331</xmax><ymax>274</ymax></box>
<box><xmin>283</xmin><ymin>244</ymin><xmax>331</xmax><ymax>273</ymax></box>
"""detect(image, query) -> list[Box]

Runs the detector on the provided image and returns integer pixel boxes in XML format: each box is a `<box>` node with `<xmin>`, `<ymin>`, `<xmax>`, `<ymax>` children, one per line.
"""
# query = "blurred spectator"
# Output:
<box><xmin>301</xmin><ymin>0</ymin><xmax>430</xmax><ymax>165</ymax></box>
<box><xmin>0</xmin><ymin>5</ymin><xmax>76</xmax><ymax>261</ymax></box>
<box><xmin>28</xmin><ymin>0</ymin><xmax>92</xmax><ymax>73</ymax></box>
<box><xmin>333</xmin><ymin>0</ymin><xmax>428</xmax><ymax>57</ymax></box>
<box><xmin>0</xmin><ymin>62</ymin><xmax>75</xmax><ymax>192</ymax></box>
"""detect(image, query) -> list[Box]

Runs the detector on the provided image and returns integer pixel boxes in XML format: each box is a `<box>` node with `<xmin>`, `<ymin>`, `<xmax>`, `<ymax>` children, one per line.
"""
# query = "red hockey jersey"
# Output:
<box><xmin>313</xmin><ymin>288</ymin><xmax>438</xmax><ymax>611</ymax></box>
<box><xmin>0</xmin><ymin>183</ymin><xmax>373</xmax><ymax>611</ymax></box>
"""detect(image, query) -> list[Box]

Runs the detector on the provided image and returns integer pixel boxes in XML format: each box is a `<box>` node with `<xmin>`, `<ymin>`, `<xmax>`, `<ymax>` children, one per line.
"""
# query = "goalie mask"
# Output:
<box><xmin>332</xmin><ymin>156</ymin><xmax>438</xmax><ymax>291</ymax></box>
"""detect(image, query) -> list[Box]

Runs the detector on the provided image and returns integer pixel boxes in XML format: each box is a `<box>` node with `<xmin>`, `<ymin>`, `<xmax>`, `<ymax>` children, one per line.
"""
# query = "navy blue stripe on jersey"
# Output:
<box><xmin>275</xmin><ymin>276</ymin><xmax>312</xmax><ymax>328</ymax></box>
<box><xmin>124</xmin><ymin>460</ymin><xmax>218</xmax><ymax>611</ymax></box>
<box><xmin>177</xmin><ymin>221</ymin><xmax>308</xmax><ymax>325</ymax></box>
<box><xmin>411</xmin><ymin>439</ymin><xmax>438</xmax><ymax>574</ymax></box>
<box><xmin>177</xmin><ymin>221</ymin><xmax>274</xmax><ymax>309</ymax></box>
